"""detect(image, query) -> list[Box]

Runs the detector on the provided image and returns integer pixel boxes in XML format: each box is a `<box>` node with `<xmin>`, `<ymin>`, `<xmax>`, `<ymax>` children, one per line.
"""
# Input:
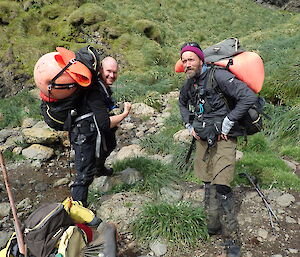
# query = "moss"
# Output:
<box><xmin>68</xmin><ymin>3</ymin><xmax>107</xmax><ymax>26</ymax></box>
<box><xmin>42</xmin><ymin>5</ymin><xmax>61</xmax><ymax>19</ymax></box>
<box><xmin>132</xmin><ymin>19</ymin><xmax>162</xmax><ymax>43</ymax></box>
<box><xmin>0</xmin><ymin>1</ymin><xmax>21</xmax><ymax>25</ymax></box>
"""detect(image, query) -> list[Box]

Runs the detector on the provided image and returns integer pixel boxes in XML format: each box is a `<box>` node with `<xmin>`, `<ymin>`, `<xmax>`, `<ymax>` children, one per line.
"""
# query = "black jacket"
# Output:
<box><xmin>75</xmin><ymin>78</ymin><xmax>114</xmax><ymax>132</ymax></box>
<box><xmin>178</xmin><ymin>68</ymin><xmax>258</xmax><ymax>136</ymax></box>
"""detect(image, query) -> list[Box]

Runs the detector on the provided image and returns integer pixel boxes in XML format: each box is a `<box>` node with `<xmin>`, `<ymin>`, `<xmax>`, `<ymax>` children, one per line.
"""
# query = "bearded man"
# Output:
<box><xmin>178</xmin><ymin>42</ymin><xmax>257</xmax><ymax>257</ymax></box>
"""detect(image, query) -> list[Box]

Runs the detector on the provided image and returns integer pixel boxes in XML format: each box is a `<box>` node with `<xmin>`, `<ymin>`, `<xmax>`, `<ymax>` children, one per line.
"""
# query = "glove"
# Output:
<box><xmin>185</xmin><ymin>123</ymin><xmax>194</xmax><ymax>134</ymax></box>
<box><xmin>222</xmin><ymin>116</ymin><xmax>234</xmax><ymax>135</ymax></box>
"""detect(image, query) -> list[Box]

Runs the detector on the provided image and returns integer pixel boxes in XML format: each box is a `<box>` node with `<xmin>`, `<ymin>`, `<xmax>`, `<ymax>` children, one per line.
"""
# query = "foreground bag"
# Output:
<box><xmin>23</xmin><ymin>203</ymin><xmax>74</xmax><ymax>257</ymax></box>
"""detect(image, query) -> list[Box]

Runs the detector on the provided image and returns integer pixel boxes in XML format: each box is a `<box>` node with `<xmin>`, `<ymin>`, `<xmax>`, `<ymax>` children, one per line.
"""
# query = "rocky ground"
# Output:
<box><xmin>0</xmin><ymin>157</ymin><xmax>299</xmax><ymax>257</ymax></box>
<box><xmin>0</xmin><ymin>92</ymin><xmax>299</xmax><ymax>257</ymax></box>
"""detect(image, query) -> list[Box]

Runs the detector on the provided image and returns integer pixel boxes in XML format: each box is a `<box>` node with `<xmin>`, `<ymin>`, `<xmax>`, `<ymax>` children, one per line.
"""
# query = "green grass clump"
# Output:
<box><xmin>112</xmin><ymin>157</ymin><xmax>180</xmax><ymax>195</ymax></box>
<box><xmin>235</xmin><ymin>152</ymin><xmax>300</xmax><ymax>191</ymax></box>
<box><xmin>132</xmin><ymin>201</ymin><xmax>208</xmax><ymax>248</ymax></box>
<box><xmin>0</xmin><ymin>91</ymin><xmax>41</xmax><ymax>129</ymax></box>
<box><xmin>263</xmin><ymin>105</ymin><xmax>300</xmax><ymax>161</ymax></box>
<box><xmin>68</xmin><ymin>3</ymin><xmax>107</xmax><ymax>26</ymax></box>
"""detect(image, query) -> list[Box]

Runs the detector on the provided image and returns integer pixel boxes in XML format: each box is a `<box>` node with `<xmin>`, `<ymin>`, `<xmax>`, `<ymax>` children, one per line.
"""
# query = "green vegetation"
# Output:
<box><xmin>112</xmin><ymin>157</ymin><xmax>180</xmax><ymax>195</ymax></box>
<box><xmin>0</xmin><ymin>91</ymin><xmax>41</xmax><ymax>129</ymax></box>
<box><xmin>132</xmin><ymin>201</ymin><xmax>208</xmax><ymax>248</ymax></box>
<box><xmin>0</xmin><ymin>0</ymin><xmax>299</xmax><ymax>105</ymax></box>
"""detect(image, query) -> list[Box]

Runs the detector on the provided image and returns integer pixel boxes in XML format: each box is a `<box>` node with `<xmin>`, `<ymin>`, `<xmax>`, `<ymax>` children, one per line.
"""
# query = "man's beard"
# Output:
<box><xmin>185</xmin><ymin>68</ymin><xmax>201</xmax><ymax>79</ymax></box>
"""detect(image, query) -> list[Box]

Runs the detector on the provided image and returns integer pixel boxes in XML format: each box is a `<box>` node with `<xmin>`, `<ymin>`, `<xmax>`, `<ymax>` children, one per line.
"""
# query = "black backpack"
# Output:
<box><xmin>40</xmin><ymin>45</ymin><xmax>101</xmax><ymax>131</ymax></box>
<box><xmin>23</xmin><ymin>203</ymin><xmax>74</xmax><ymax>257</ymax></box>
<box><xmin>206</xmin><ymin>66</ymin><xmax>269</xmax><ymax>136</ymax></box>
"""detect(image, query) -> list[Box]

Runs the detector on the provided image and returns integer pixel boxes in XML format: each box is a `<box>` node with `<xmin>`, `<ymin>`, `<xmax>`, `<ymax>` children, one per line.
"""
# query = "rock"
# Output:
<box><xmin>0</xmin><ymin>202</ymin><xmax>11</xmax><ymax>217</ymax></box>
<box><xmin>17</xmin><ymin>198</ymin><xmax>32</xmax><ymax>210</ymax></box>
<box><xmin>131</xmin><ymin>103</ymin><xmax>156</xmax><ymax>117</ymax></box>
<box><xmin>282</xmin><ymin>159</ymin><xmax>297</xmax><ymax>172</ymax></box>
<box><xmin>257</xmin><ymin>228</ymin><xmax>268</xmax><ymax>239</ymax></box>
<box><xmin>159</xmin><ymin>186</ymin><xmax>183</xmax><ymax>202</ymax></box>
<box><xmin>149</xmin><ymin>239</ymin><xmax>167</xmax><ymax>256</ymax></box>
<box><xmin>120</xmin><ymin>168</ymin><xmax>143</xmax><ymax>185</ymax></box>
<box><xmin>276</xmin><ymin>193</ymin><xmax>295</xmax><ymax>207</ymax></box>
<box><xmin>22</xmin><ymin>144</ymin><xmax>54</xmax><ymax>161</ymax></box>
<box><xmin>53</xmin><ymin>178</ymin><xmax>70</xmax><ymax>187</ymax></box>
<box><xmin>173</xmin><ymin>129</ymin><xmax>191</xmax><ymax>144</ymax></box>
<box><xmin>96</xmin><ymin>192</ymin><xmax>151</xmax><ymax>231</ymax></box>
<box><xmin>22</xmin><ymin>118</ymin><xmax>37</xmax><ymax>128</ymax></box>
<box><xmin>22</xmin><ymin>127</ymin><xmax>59</xmax><ymax>144</ymax></box>
<box><xmin>0</xmin><ymin>231</ymin><xmax>12</xmax><ymax>248</ymax></box>
<box><xmin>115</xmin><ymin>144</ymin><xmax>146</xmax><ymax>161</ymax></box>
<box><xmin>120</xmin><ymin>122</ymin><xmax>135</xmax><ymax>130</ymax></box>
<box><xmin>285</xmin><ymin>216</ymin><xmax>297</xmax><ymax>223</ymax></box>
<box><xmin>236</xmin><ymin>150</ymin><xmax>244</xmax><ymax>161</ymax></box>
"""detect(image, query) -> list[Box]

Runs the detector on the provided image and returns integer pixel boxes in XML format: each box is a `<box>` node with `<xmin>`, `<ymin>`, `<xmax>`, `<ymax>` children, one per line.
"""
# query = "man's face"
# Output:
<box><xmin>100</xmin><ymin>61</ymin><xmax>118</xmax><ymax>86</ymax></box>
<box><xmin>181</xmin><ymin>51</ymin><xmax>202</xmax><ymax>79</ymax></box>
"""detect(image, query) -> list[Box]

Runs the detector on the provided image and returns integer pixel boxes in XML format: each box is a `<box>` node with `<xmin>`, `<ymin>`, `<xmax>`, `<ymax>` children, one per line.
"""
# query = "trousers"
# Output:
<box><xmin>70</xmin><ymin>120</ymin><xmax>116</xmax><ymax>206</ymax></box>
<box><xmin>194</xmin><ymin>137</ymin><xmax>237</xmax><ymax>186</ymax></box>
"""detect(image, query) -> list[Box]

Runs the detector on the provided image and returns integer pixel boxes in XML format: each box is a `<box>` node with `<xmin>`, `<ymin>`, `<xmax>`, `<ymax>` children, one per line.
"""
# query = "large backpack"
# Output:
<box><xmin>177</xmin><ymin>38</ymin><xmax>269</xmax><ymax>136</ymax></box>
<box><xmin>39</xmin><ymin>45</ymin><xmax>101</xmax><ymax>131</ymax></box>
<box><xmin>23</xmin><ymin>203</ymin><xmax>74</xmax><ymax>257</ymax></box>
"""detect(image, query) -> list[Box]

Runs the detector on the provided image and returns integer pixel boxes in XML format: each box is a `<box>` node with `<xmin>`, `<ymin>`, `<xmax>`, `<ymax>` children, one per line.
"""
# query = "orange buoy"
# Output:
<box><xmin>34</xmin><ymin>52</ymin><xmax>78</xmax><ymax>100</ymax></box>
<box><xmin>55</xmin><ymin>47</ymin><xmax>92</xmax><ymax>87</ymax></box>
<box><xmin>174</xmin><ymin>51</ymin><xmax>264</xmax><ymax>93</ymax></box>
<box><xmin>175</xmin><ymin>59</ymin><xmax>184</xmax><ymax>73</ymax></box>
<box><xmin>214</xmin><ymin>52</ymin><xmax>264</xmax><ymax>93</ymax></box>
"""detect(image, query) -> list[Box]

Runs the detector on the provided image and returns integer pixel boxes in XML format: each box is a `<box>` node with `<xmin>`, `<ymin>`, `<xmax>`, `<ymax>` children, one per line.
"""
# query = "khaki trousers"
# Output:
<box><xmin>194</xmin><ymin>138</ymin><xmax>237</xmax><ymax>187</ymax></box>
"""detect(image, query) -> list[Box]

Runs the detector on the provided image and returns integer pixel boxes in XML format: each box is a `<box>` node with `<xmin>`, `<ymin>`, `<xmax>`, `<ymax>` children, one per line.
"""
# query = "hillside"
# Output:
<box><xmin>0</xmin><ymin>0</ymin><xmax>299</xmax><ymax>105</ymax></box>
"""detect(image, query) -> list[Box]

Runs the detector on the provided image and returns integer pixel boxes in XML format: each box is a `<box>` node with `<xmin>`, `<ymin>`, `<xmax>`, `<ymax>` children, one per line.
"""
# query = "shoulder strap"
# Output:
<box><xmin>207</xmin><ymin>66</ymin><xmax>232</xmax><ymax>111</ymax></box>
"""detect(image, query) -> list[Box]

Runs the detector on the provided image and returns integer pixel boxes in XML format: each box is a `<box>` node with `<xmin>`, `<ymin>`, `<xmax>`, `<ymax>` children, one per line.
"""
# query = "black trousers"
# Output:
<box><xmin>70</xmin><ymin>121</ymin><xmax>116</xmax><ymax>206</ymax></box>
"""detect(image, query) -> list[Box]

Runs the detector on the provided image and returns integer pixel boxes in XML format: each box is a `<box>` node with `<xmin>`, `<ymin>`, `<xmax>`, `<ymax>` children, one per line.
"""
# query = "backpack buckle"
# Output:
<box><xmin>69</xmin><ymin>58</ymin><xmax>77</xmax><ymax>64</ymax></box>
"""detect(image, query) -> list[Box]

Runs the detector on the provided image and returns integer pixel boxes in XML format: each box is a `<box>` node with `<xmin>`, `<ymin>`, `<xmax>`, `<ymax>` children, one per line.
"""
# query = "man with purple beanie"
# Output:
<box><xmin>178</xmin><ymin>42</ymin><xmax>257</xmax><ymax>257</ymax></box>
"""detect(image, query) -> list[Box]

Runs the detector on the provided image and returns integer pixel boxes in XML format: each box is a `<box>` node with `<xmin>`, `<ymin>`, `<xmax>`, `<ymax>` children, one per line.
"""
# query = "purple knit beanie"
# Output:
<box><xmin>180</xmin><ymin>46</ymin><xmax>205</xmax><ymax>62</ymax></box>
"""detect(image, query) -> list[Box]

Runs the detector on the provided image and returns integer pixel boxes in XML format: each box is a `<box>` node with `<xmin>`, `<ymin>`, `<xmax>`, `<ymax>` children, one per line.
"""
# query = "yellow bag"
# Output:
<box><xmin>62</xmin><ymin>197</ymin><xmax>101</xmax><ymax>226</ymax></box>
<box><xmin>56</xmin><ymin>226</ymin><xmax>87</xmax><ymax>257</ymax></box>
<box><xmin>0</xmin><ymin>233</ymin><xmax>16</xmax><ymax>257</ymax></box>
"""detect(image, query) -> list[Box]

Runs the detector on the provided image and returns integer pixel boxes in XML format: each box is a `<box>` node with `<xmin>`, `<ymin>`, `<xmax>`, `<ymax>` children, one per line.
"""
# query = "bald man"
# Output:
<box><xmin>70</xmin><ymin>56</ymin><xmax>131</xmax><ymax>206</ymax></box>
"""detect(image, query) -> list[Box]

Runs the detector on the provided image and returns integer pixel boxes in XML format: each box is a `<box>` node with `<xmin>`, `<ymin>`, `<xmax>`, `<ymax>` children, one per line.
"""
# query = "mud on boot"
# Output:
<box><xmin>218</xmin><ymin>191</ymin><xmax>242</xmax><ymax>256</ymax></box>
<box><xmin>207</xmin><ymin>185</ymin><xmax>222</xmax><ymax>235</ymax></box>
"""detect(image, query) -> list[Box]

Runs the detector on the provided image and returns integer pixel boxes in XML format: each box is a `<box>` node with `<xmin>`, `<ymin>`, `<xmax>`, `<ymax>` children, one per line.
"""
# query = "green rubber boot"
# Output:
<box><xmin>217</xmin><ymin>191</ymin><xmax>241</xmax><ymax>257</ymax></box>
<box><xmin>207</xmin><ymin>185</ymin><xmax>222</xmax><ymax>235</ymax></box>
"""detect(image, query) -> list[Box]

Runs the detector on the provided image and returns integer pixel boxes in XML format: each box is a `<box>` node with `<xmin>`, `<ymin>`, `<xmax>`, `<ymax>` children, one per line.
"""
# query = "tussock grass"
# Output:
<box><xmin>112</xmin><ymin>157</ymin><xmax>180</xmax><ymax>195</ymax></box>
<box><xmin>132</xmin><ymin>201</ymin><xmax>208</xmax><ymax>248</ymax></box>
<box><xmin>0</xmin><ymin>91</ymin><xmax>41</xmax><ymax>129</ymax></box>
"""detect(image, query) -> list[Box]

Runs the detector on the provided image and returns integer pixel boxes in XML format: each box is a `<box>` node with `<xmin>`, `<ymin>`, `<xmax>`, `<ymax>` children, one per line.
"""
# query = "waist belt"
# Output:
<box><xmin>74</xmin><ymin>112</ymin><xmax>94</xmax><ymax>123</ymax></box>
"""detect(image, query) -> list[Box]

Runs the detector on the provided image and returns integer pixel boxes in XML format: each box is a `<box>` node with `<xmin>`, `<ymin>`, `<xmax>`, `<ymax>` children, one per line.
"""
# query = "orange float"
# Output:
<box><xmin>34</xmin><ymin>52</ymin><xmax>78</xmax><ymax>100</ymax></box>
<box><xmin>175</xmin><ymin>51</ymin><xmax>264</xmax><ymax>94</ymax></box>
<box><xmin>34</xmin><ymin>48</ymin><xmax>93</xmax><ymax>101</ymax></box>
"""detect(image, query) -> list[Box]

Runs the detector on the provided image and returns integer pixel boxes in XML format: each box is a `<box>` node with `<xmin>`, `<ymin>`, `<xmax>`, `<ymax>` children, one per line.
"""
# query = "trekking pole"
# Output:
<box><xmin>185</xmin><ymin>137</ymin><xmax>196</xmax><ymax>164</ymax></box>
<box><xmin>239</xmin><ymin>172</ymin><xmax>280</xmax><ymax>230</ymax></box>
<box><xmin>0</xmin><ymin>152</ymin><xmax>27</xmax><ymax>256</ymax></box>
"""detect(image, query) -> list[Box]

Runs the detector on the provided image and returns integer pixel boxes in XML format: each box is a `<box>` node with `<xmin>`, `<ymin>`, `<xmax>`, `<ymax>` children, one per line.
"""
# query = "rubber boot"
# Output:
<box><xmin>203</xmin><ymin>182</ymin><xmax>211</xmax><ymax>211</ymax></box>
<box><xmin>207</xmin><ymin>185</ymin><xmax>222</xmax><ymax>235</ymax></box>
<box><xmin>217</xmin><ymin>191</ymin><xmax>241</xmax><ymax>257</ymax></box>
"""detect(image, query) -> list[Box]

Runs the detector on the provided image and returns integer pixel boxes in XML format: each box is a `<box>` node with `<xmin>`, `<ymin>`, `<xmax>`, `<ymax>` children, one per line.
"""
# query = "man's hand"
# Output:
<box><xmin>123</xmin><ymin>102</ymin><xmax>131</xmax><ymax>116</ymax></box>
<box><xmin>218</xmin><ymin>133</ymin><xmax>228</xmax><ymax>141</ymax></box>
<box><xmin>191</xmin><ymin>129</ymin><xmax>201</xmax><ymax>140</ymax></box>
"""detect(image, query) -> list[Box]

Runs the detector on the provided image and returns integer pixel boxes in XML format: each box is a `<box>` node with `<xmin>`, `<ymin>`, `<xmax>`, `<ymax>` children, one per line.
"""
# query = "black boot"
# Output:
<box><xmin>207</xmin><ymin>185</ymin><xmax>222</xmax><ymax>235</ymax></box>
<box><xmin>95</xmin><ymin>158</ymin><xmax>113</xmax><ymax>177</ymax></box>
<box><xmin>217</xmin><ymin>191</ymin><xmax>241</xmax><ymax>257</ymax></box>
<box><xmin>95</xmin><ymin>166</ymin><xmax>114</xmax><ymax>177</ymax></box>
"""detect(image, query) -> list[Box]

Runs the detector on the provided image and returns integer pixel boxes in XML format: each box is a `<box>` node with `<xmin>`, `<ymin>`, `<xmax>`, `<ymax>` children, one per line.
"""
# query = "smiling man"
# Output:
<box><xmin>70</xmin><ymin>54</ymin><xmax>131</xmax><ymax>207</ymax></box>
<box><xmin>100</xmin><ymin>56</ymin><xmax>119</xmax><ymax>86</ymax></box>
